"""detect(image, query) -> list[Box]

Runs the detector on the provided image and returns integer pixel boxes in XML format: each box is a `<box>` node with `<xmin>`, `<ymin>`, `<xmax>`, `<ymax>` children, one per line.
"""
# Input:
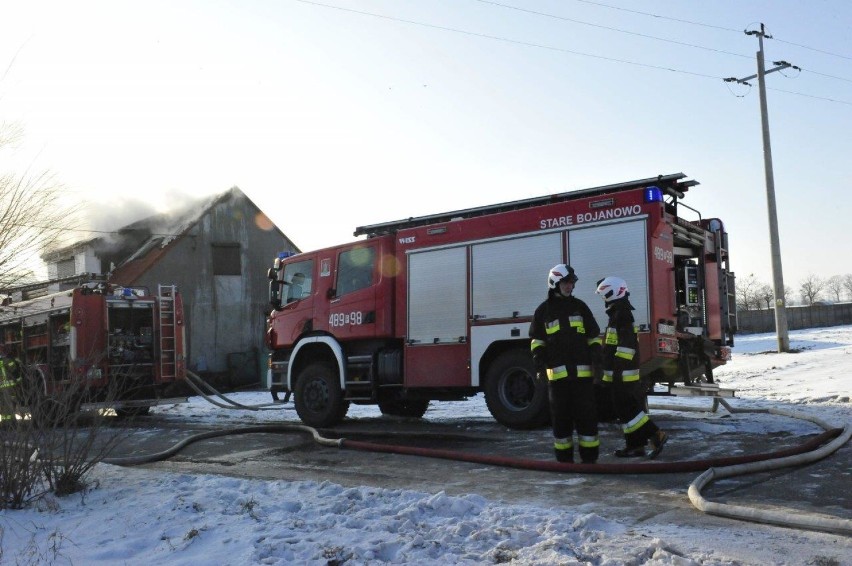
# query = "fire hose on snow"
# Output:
<box><xmin>181</xmin><ymin>370</ymin><xmax>287</xmax><ymax>411</ymax></box>
<box><xmin>106</xmin><ymin>378</ymin><xmax>851</xmax><ymax>536</ymax></box>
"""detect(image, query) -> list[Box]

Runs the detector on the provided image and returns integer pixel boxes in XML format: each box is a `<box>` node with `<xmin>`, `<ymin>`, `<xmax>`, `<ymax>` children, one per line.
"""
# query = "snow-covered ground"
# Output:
<box><xmin>2</xmin><ymin>326</ymin><xmax>850</xmax><ymax>565</ymax></box>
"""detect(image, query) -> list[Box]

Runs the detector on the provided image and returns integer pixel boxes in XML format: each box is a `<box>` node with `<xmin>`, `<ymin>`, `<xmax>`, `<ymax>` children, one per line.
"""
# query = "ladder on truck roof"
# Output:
<box><xmin>353</xmin><ymin>172</ymin><xmax>699</xmax><ymax>237</ymax></box>
<box><xmin>157</xmin><ymin>284</ymin><xmax>178</xmax><ymax>381</ymax></box>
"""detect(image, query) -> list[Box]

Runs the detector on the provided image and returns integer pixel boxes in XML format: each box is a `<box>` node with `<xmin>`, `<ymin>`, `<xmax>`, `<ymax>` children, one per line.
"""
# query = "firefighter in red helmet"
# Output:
<box><xmin>530</xmin><ymin>264</ymin><xmax>602</xmax><ymax>464</ymax></box>
<box><xmin>595</xmin><ymin>276</ymin><xmax>668</xmax><ymax>458</ymax></box>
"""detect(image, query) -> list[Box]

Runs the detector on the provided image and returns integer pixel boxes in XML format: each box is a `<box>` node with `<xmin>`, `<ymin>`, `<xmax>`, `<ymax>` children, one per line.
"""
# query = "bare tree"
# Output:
<box><xmin>1</xmin><ymin>363</ymin><xmax>134</xmax><ymax>509</ymax></box>
<box><xmin>735</xmin><ymin>273</ymin><xmax>763</xmax><ymax>311</ymax></box>
<box><xmin>843</xmin><ymin>274</ymin><xmax>852</xmax><ymax>302</ymax></box>
<box><xmin>757</xmin><ymin>284</ymin><xmax>774</xmax><ymax>309</ymax></box>
<box><xmin>825</xmin><ymin>275</ymin><xmax>844</xmax><ymax>302</ymax></box>
<box><xmin>0</xmin><ymin>123</ymin><xmax>81</xmax><ymax>290</ymax></box>
<box><xmin>799</xmin><ymin>274</ymin><xmax>825</xmax><ymax>305</ymax></box>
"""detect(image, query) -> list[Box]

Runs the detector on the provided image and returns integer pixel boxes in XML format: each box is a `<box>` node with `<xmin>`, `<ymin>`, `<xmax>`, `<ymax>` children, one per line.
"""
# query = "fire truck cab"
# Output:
<box><xmin>266</xmin><ymin>173</ymin><xmax>736</xmax><ymax>429</ymax></box>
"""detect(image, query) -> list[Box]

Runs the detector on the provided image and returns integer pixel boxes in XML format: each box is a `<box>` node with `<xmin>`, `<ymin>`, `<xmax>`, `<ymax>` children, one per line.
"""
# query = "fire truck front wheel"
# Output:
<box><xmin>294</xmin><ymin>362</ymin><xmax>349</xmax><ymax>428</ymax></box>
<box><xmin>483</xmin><ymin>350</ymin><xmax>549</xmax><ymax>430</ymax></box>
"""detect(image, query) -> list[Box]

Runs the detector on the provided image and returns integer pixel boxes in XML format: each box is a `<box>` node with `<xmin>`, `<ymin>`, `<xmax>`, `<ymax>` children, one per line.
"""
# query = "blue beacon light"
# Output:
<box><xmin>644</xmin><ymin>186</ymin><xmax>663</xmax><ymax>203</ymax></box>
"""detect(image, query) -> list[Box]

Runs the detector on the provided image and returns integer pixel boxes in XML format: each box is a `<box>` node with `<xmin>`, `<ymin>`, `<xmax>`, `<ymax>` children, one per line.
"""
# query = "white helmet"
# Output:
<box><xmin>595</xmin><ymin>276</ymin><xmax>628</xmax><ymax>303</ymax></box>
<box><xmin>547</xmin><ymin>264</ymin><xmax>578</xmax><ymax>289</ymax></box>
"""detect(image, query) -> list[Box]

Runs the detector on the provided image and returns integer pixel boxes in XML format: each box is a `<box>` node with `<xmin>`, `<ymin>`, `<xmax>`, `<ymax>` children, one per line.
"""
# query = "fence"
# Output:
<box><xmin>736</xmin><ymin>302</ymin><xmax>852</xmax><ymax>334</ymax></box>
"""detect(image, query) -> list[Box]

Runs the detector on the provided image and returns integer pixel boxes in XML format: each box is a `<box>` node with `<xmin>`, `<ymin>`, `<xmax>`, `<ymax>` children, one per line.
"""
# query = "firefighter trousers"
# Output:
<box><xmin>0</xmin><ymin>380</ymin><xmax>18</xmax><ymax>422</ymax></box>
<box><xmin>611</xmin><ymin>381</ymin><xmax>659</xmax><ymax>449</ymax></box>
<box><xmin>548</xmin><ymin>378</ymin><xmax>599</xmax><ymax>463</ymax></box>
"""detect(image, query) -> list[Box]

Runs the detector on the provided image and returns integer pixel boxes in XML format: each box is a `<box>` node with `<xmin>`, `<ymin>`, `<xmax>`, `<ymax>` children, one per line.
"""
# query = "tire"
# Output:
<box><xmin>115</xmin><ymin>406</ymin><xmax>151</xmax><ymax>418</ymax></box>
<box><xmin>378</xmin><ymin>399</ymin><xmax>430</xmax><ymax>418</ymax></box>
<box><xmin>483</xmin><ymin>349</ymin><xmax>549</xmax><ymax>430</ymax></box>
<box><xmin>294</xmin><ymin>362</ymin><xmax>349</xmax><ymax>428</ymax></box>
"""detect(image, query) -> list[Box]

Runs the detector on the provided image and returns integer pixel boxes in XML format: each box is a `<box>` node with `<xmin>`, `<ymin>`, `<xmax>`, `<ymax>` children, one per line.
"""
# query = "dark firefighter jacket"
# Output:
<box><xmin>601</xmin><ymin>297</ymin><xmax>640</xmax><ymax>383</ymax></box>
<box><xmin>530</xmin><ymin>292</ymin><xmax>602</xmax><ymax>381</ymax></box>
<box><xmin>0</xmin><ymin>357</ymin><xmax>21</xmax><ymax>388</ymax></box>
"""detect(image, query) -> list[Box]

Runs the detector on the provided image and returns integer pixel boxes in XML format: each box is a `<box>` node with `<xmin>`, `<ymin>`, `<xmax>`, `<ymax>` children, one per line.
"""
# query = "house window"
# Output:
<box><xmin>212</xmin><ymin>244</ymin><xmax>241</xmax><ymax>275</ymax></box>
<box><xmin>56</xmin><ymin>258</ymin><xmax>76</xmax><ymax>278</ymax></box>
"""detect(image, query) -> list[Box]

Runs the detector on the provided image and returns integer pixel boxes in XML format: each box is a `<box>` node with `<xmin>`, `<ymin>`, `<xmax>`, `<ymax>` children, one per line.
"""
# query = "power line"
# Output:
<box><xmin>293</xmin><ymin>0</ymin><xmax>726</xmax><ymax>80</ymax></box>
<box><xmin>801</xmin><ymin>69</ymin><xmax>852</xmax><ymax>84</ymax></box>
<box><xmin>570</xmin><ymin>0</ymin><xmax>852</xmax><ymax>61</ymax></box>
<box><xmin>774</xmin><ymin>37</ymin><xmax>852</xmax><ymax>62</ymax></box>
<box><xmin>474</xmin><ymin>0</ymin><xmax>751</xmax><ymax>59</ymax></box>
<box><xmin>294</xmin><ymin>0</ymin><xmax>852</xmax><ymax>105</ymax></box>
<box><xmin>486</xmin><ymin>0</ymin><xmax>852</xmax><ymax>85</ymax></box>
<box><xmin>767</xmin><ymin>86</ymin><xmax>852</xmax><ymax>106</ymax></box>
<box><xmin>569</xmin><ymin>0</ymin><xmax>742</xmax><ymax>33</ymax></box>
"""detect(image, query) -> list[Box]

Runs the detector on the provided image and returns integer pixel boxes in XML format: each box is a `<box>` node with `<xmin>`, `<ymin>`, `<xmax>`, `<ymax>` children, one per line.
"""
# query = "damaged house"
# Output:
<box><xmin>39</xmin><ymin>187</ymin><xmax>299</xmax><ymax>388</ymax></box>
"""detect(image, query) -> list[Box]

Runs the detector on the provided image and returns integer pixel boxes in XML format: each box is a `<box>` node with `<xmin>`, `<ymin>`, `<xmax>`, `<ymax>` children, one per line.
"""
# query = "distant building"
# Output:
<box><xmin>39</xmin><ymin>187</ymin><xmax>299</xmax><ymax>387</ymax></box>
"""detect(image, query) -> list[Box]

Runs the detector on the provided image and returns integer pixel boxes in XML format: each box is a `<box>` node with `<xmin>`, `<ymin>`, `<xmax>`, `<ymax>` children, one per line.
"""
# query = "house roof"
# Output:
<box><xmin>106</xmin><ymin>187</ymin><xmax>292</xmax><ymax>285</ymax></box>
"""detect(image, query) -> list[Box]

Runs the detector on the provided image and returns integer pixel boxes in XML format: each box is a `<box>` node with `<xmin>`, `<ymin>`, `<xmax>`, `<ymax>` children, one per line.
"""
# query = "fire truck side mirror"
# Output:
<box><xmin>267</xmin><ymin>268</ymin><xmax>277</xmax><ymax>280</ymax></box>
<box><xmin>269</xmin><ymin>280</ymin><xmax>282</xmax><ymax>309</ymax></box>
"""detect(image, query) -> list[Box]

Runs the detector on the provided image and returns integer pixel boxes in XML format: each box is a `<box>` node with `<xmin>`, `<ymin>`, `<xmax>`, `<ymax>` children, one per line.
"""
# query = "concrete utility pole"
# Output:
<box><xmin>724</xmin><ymin>23</ymin><xmax>797</xmax><ymax>353</ymax></box>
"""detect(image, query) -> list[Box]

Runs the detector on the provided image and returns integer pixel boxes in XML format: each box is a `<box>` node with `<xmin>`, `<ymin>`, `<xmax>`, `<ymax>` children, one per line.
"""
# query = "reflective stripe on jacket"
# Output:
<box><xmin>600</xmin><ymin>300</ymin><xmax>640</xmax><ymax>383</ymax></box>
<box><xmin>530</xmin><ymin>293</ymin><xmax>601</xmax><ymax>381</ymax></box>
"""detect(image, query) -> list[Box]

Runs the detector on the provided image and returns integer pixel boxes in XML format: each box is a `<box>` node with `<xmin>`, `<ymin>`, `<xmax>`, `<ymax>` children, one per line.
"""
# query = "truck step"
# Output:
<box><xmin>668</xmin><ymin>384</ymin><xmax>736</xmax><ymax>398</ymax></box>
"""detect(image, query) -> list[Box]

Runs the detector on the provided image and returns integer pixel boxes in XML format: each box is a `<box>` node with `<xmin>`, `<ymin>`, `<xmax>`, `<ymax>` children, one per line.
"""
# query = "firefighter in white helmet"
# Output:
<box><xmin>530</xmin><ymin>264</ymin><xmax>602</xmax><ymax>464</ymax></box>
<box><xmin>595</xmin><ymin>276</ymin><xmax>668</xmax><ymax>458</ymax></box>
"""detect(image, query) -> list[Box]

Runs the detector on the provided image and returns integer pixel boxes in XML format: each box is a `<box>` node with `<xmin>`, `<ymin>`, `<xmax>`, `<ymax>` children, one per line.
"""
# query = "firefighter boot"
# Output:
<box><xmin>649</xmin><ymin>430</ymin><xmax>668</xmax><ymax>459</ymax></box>
<box><xmin>554</xmin><ymin>447</ymin><xmax>574</xmax><ymax>463</ymax></box>
<box><xmin>614</xmin><ymin>445</ymin><xmax>646</xmax><ymax>458</ymax></box>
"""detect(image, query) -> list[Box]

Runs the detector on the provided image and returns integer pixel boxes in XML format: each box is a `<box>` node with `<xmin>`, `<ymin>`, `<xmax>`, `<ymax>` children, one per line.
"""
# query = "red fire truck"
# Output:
<box><xmin>0</xmin><ymin>279</ymin><xmax>187</xmax><ymax>417</ymax></box>
<box><xmin>265</xmin><ymin>173</ymin><xmax>736</xmax><ymax>429</ymax></box>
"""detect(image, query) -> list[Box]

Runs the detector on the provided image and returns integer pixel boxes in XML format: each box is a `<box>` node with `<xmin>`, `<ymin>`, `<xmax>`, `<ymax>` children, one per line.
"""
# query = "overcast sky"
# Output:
<box><xmin>1</xmin><ymin>1</ymin><xmax>851</xmax><ymax>286</ymax></box>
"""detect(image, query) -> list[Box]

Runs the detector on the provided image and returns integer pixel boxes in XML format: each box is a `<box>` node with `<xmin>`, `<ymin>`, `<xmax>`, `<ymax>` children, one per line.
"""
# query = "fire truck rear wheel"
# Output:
<box><xmin>483</xmin><ymin>350</ymin><xmax>549</xmax><ymax>430</ymax></box>
<box><xmin>115</xmin><ymin>407</ymin><xmax>151</xmax><ymax>418</ymax></box>
<box><xmin>294</xmin><ymin>362</ymin><xmax>349</xmax><ymax>428</ymax></box>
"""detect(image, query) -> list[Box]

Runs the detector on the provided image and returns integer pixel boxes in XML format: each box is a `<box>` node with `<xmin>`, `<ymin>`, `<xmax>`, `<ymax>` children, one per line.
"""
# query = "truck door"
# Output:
<box><xmin>328</xmin><ymin>244</ymin><xmax>379</xmax><ymax>340</ymax></box>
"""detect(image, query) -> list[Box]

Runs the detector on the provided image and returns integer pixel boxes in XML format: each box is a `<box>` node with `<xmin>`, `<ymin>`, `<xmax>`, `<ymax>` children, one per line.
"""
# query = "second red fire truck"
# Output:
<box><xmin>265</xmin><ymin>173</ymin><xmax>737</xmax><ymax>429</ymax></box>
<box><xmin>0</xmin><ymin>278</ymin><xmax>187</xmax><ymax>418</ymax></box>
